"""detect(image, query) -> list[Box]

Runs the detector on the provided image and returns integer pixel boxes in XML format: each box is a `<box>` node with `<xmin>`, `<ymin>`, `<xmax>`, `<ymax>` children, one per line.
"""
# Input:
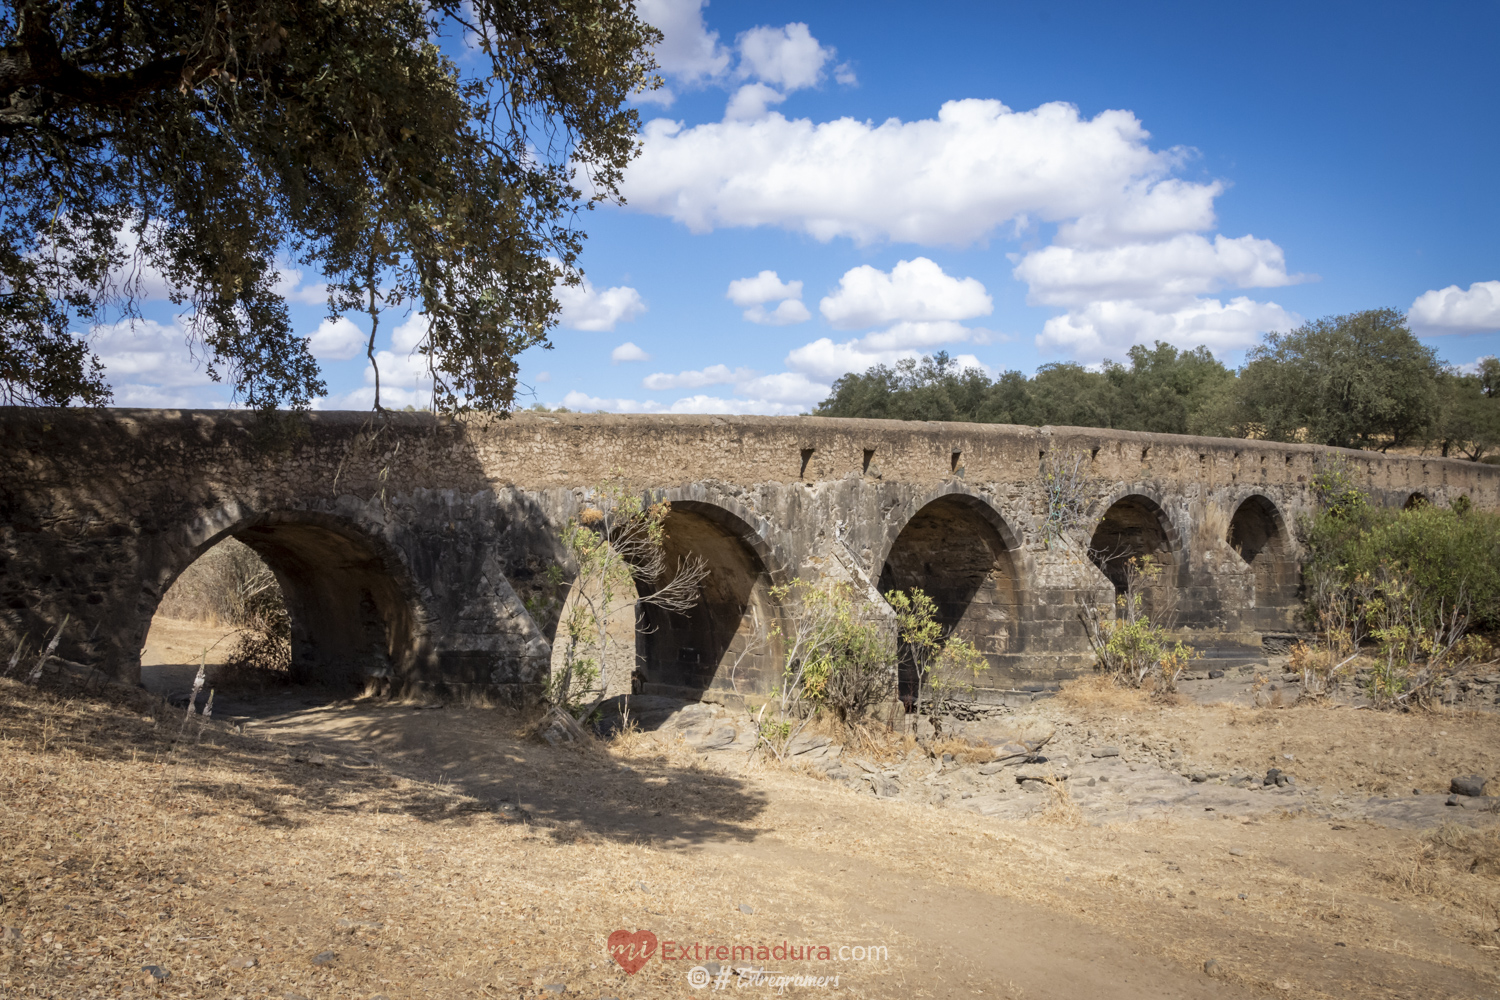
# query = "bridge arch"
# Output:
<box><xmin>633</xmin><ymin>493</ymin><xmax>789</xmax><ymax>700</ymax></box>
<box><xmin>146</xmin><ymin>503</ymin><xmax>426</xmax><ymax>689</ymax></box>
<box><xmin>1226</xmin><ymin>493</ymin><xmax>1299</xmax><ymax>616</ymax></box>
<box><xmin>1087</xmin><ymin>490</ymin><xmax>1182</xmax><ymax>611</ymax></box>
<box><xmin>876</xmin><ymin>487</ymin><xmax>1025</xmax><ymax>695</ymax></box>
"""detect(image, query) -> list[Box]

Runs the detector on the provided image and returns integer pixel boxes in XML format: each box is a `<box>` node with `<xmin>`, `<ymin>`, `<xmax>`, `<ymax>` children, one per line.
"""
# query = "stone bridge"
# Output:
<box><xmin>3</xmin><ymin>408</ymin><xmax>1496</xmax><ymax>704</ymax></box>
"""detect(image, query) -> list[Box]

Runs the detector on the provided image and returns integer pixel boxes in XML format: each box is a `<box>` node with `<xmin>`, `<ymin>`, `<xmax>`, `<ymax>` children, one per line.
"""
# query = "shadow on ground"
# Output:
<box><xmin>5</xmin><ymin>671</ymin><xmax>769</xmax><ymax>849</ymax></box>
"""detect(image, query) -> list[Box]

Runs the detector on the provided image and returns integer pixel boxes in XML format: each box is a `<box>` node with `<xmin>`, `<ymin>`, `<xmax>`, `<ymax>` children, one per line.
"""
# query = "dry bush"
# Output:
<box><xmin>1032</xmin><ymin>774</ymin><xmax>1081</xmax><ymax>827</ymax></box>
<box><xmin>928</xmin><ymin>735</ymin><xmax>995</xmax><ymax>764</ymax></box>
<box><xmin>157</xmin><ymin>538</ymin><xmax>277</xmax><ymax>625</ymax></box>
<box><xmin>1057</xmin><ymin>674</ymin><xmax>1151</xmax><ymax>712</ymax></box>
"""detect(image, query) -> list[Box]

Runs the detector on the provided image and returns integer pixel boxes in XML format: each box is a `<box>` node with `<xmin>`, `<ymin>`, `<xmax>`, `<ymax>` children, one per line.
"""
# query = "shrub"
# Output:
<box><xmin>885</xmin><ymin>587</ymin><xmax>989</xmax><ymax>736</ymax></box>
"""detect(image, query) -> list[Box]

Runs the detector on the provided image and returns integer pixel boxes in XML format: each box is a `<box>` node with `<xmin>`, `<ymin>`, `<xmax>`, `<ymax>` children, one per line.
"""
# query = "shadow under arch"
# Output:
<box><xmin>634</xmin><ymin>497</ymin><xmax>786</xmax><ymax>702</ymax></box>
<box><xmin>1087</xmin><ymin>491</ymin><xmax>1181</xmax><ymax>606</ymax></box>
<box><xmin>1227</xmin><ymin>493</ymin><xmax>1299</xmax><ymax>619</ymax></box>
<box><xmin>877</xmin><ymin>489</ymin><xmax>1024</xmax><ymax>698</ymax></box>
<box><xmin>149</xmin><ymin>506</ymin><xmax>425</xmax><ymax>690</ymax></box>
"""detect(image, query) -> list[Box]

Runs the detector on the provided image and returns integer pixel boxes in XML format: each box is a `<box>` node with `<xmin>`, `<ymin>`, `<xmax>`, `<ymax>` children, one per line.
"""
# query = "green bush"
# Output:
<box><xmin>1303</xmin><ymin>501</ymin><xmax>1500</xmax><ymax>633</ymax></box>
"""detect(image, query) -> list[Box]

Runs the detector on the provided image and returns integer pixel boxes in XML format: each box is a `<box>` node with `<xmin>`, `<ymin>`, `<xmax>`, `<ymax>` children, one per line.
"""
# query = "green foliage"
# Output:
<box><xmin>1433</xmin><ymin>359</ymin><xmax>1500</xmax><ymax>461</ymax></box>
<box><xmin>1236</xmin><ymin>309</ymin><xmax>1441</xmax><ymax>450</ymax></box>
<box><xmin>1080</xmin><ymin>558</ymin><xmax>1195</xmax><ymax>692</ymax></box>
<box><xmin>1</xmin><ymin>1</ymin><xmax>660</xmax><ymax>412</ymax></box>
<box><xmin>1303</xmin><ymin>495</ymin><xmax>1500</xmax><ymax>634</ymax></box>
<box><xmin>815</xmin><ymin>343</ymin><xmax>1237</xmax><ymax>434</ymax></box>
<box><xmin>549</xmin><ymin>483</ymin><xmax>707</xmax><ymax>719</ymax></box>
<box><xmin>1310</xmin><ymin>457</ymin><xmax>1371</xmax><ymax>521</ymax></box>
<box><xmin>813</xmin><ymin>322</ymin><xmax>1491</xmax><ymax>464</ymax></box>
<box><xmin>885</xmin><ymin>587</ymin><xmax>988</xmax><ymax>735</ymax></box>
<box><xmin>769</xmin><ymin>580</ymin><xmax>895</xmax><ymax>726</ymax></box>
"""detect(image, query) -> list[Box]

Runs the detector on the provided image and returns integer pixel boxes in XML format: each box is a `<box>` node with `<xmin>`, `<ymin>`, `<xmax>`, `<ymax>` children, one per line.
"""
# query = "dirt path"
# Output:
<box><xmin>246</xmin><ymin>697</ymin><xmax>1500</xmax><ymax>999</ymax></box>
<box><xmin>4</xmin><ymin>674</ymin><xmax>1498</xmax><ymax>1000</ymax></box>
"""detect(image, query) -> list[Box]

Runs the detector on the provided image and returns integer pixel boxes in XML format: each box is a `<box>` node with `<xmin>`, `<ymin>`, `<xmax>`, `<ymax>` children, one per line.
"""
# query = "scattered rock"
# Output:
<box><xmin>1</xmin><ymin>926</ymin><xmax>21</xmax><ymax>943</ymax></box>
<box><xmin>285</xmin><ymin>993</ymin><xmax>311</xmax><ymax>1000</ymax></box>
<box><xmin>1263</xmin><ymin>768</ymin><xmax>1282</xmax><ymax>786</ymax></box>
<box><xmin>542</xmin><ymin>984</ymin><xmax>566</xmax><ymax>993</ymax></box>
<box><xmin>1190</xmin><ymin>773</ymin><xmax>1207</xmax><ymax>783</ymax></box>
<box><xmin>227</xmin><ymin>957</ymin><xmax>257</xmax><ymax>969</ymax></box>
<box><xmin>1203</xmin><ymin>959</ymin><xmax>1223</xmax><ymax>977</ymax></box>
<box><xmin>1014</xmin><ymin>768</ymin><xmax>1066</xmax><ymax>783</ymax></box>
<box><xmin>1208</xmin><ymin>669</ymin><xmax>1225</xmax><ymax>679</ymax></box>
<box><xmin>140</xmin><ymin>965</ymin><xmax>170</xmax><ymax>983</ymax></box>
<box><xmin>977</xmin><ymin>761</ymin><xmax>1008</xmax><ymax>775</ymax></box>
<box><xmin>310</xmin><ymin>950</ymin><xmax>337</xmax><ymax>966</ymax></box>
<box><xmin>1446</xmin><ymin>794</ymin><xmax>1460</xmax><ymax>807</ymax></box>
<box><xmin>336</xmin><ymin>918</ymin><xmax>383</xmax><ymax>933</ymax></box>
<box><xmin>494</xmin><ymin>801</ymin><xmax>530</xmax><ymax>823</ymax></box>
<box><xmin>738</xmin><ymin>903</ymin><xmax>754</xmax><ymax>914</ymax></box>
<box><xmin>537</xmin><ymin>709</ymin><xmax>586</xmax><ymax>746</ymax></box>
<box><xmin>1228</xmin><ymin>847</ymin><xmax>1246</xmax><ymax>857</ymax></box>
<box><xmin>1451</xmin><ymin>775</ymin><xmax>1488</xmax><ymax>797</ymax></box>
<box><xmin>852</xmin><ymin>758</ymin><xmax>880</xmax><ymax>774</ymax></box>
<box><xmin>1091</xmin><ymin>746</ymin><xmax>1120</xmax><ymax>758</ymax></box>
<box><xmin>872</xmin><ymin>776</ymin><xmax>900</xmax><ymax>798</ymax></box>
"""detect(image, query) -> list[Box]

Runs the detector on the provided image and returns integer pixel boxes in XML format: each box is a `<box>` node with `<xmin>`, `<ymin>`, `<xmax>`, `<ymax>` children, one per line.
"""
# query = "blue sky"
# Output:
<box><xmin>99</xmin><ymin>0</ymin><xmax>1500</xmax><ymax>413</ymax></box>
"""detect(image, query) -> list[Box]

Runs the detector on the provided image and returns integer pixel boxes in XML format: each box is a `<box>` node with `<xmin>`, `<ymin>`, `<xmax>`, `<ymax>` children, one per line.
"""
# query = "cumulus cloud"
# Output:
<box><xmin>611</xmin><ymin>341</ymin><xmax>651</xmax><ymax>363</ymax></box>
<box><xmin>1014</xmin><ymin>234</ymin><xmax>1299</xmax><ymax>308</ymax></box>
<box><xmin>622</xmin><ymin>100</ymin><xmax>1199</xmax><ymax>245</ymax></box>
<box><xmin>561</xmin><ymin>389</ymin><xmax>811</xmax><ymax>416</ymax></box>
<box><xmin>744</xmin><ymin>299</ymin><xmax>811</xmax><ymax>325</ymax></box>
<box><xmin>643</xmin><ymin>363</ymin><xmax>753</xmax><ymax>390</ymax></box>
<box><xmin>820</xmin><ymin>258</ymin><xmax>992</xmax><ymax>329</ymax></box>
<box><xmin>1036</xmin><ymin>297</ymin><xmax>1300</xmax><ymax>359</ymax></box>
<box><xmin>724</xmin><ymin>82</ymin><xmax>787</xmax><ymax>121</ymax></box>
<box><xmin>726</xmin><ymin>269</ymin><xmax>808</xmax><ymax>324</ymax></box>
<box><xmin>635</xmin><ymin>0</ymin><xmax>731</xmax><ymax>102</ymax></box>
<box><xmin>735</xmin><ymin>23</ymin><xmax>833</xmax><ymax>92</ymax></box>
<box><xmin>727</xmin><ymin>271</ymin><xmax>799</xmax><ymax>305</ymax></box>
<box><xmin>1409</xmin><ymin>280</ymin><xmax>1500</xmax><ymax>334</ymax></box>
<box><xmin>274</xmin><ymin>268</ymin><xmax>329</xmax><ymax>307</ymax></box>
<box><xmin>89</xmin><ymin>316</ymin><xmax>220</xmax><ymax>407</ymax></box>
<box><xmin>307</xmin><ymin>317</ymin><xmax>366</xmax><ymax>361</ymax></box>
<box><xmin>554</xmin><ymin>274</ymin><xmax>646</xmax><ymax>331</ymax></box>
<box><xmin>626</xmin><ymin>362</ymin><xmax>829</xmax><ymax>413</ymax></box>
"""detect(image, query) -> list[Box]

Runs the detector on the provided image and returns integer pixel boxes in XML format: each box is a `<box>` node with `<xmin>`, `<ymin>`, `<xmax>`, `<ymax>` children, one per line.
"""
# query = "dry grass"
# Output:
<box><xmin>1370</xmin><ymin>823</ymin><xmax>1500</xmax><ymax>950</ymax></box>
<box><xmin>1057</xmin><ymin>673</ymin><xmax>1152</xmax><ymax>712</ymax></box>
<box><xmin>6</xmin><ymin>671</ymin><xmax>1500</xmax><ymax>999</ymax></box>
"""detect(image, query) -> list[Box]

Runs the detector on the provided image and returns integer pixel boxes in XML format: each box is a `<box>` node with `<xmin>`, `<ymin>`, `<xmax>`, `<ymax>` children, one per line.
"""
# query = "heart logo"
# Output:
<box><xmin>607</xmin><ymin>928</ymin><xmax>658</xmax><ymax>974</ymax></box>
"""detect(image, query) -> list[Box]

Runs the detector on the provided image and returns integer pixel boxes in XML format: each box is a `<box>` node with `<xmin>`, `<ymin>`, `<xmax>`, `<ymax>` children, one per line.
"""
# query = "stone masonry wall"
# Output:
<box><xmin>3</xmin><ymin>408</ymin><xmax>1496</xmax><ymax>702</ymax></box>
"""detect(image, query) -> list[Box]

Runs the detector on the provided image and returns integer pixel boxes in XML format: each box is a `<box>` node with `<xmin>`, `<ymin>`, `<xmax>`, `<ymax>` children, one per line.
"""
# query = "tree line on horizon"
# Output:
<box><xmin>814</xmin><ymin>309</ymin><xmax>1500</xmax><ymax>461</ymax></box>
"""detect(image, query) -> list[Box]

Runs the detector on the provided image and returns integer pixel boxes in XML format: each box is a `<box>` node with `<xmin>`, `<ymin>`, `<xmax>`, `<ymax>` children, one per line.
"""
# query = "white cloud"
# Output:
<box><xmin>1409</xmin><ymin>280</ymin><xmax>1500</xmax><ymax>334</ymax></box>
<box><xmin>820</xmin><ymin>258</ymin><xmax>992</xmax><ymax>329</ymax></box>
<box><xmin>728</xmin><ymin>270</ymin><xmax>803</xmax><ymax>306</ymax></box>
<box><xmin>624</xmin><ymin>362</ymin><xmax>829</xmax><ymax>413</ymax></box>
<box><xmin>1014</xmin><ymin>234</ymin><xmax>1298</xmax><ymax>308</ymax></box>
<box><xmin>636</xmin><ymin>0</ymin><xmax>730</xmax><ymax>87</ymax></box>
<box><xmin>86</xmin><ymin>315</ymin><xmax>237</xmax><ymax>407</ymax></box>
<box><xmin>611</xmin><ymin>341</ymin><xmax>651</xmax><ymax>363</ymax></box>
<box><xmin>735</xmin><ymin>23</ymin><xmax>833</xmax><ymax>92</ymax></box>
<box><xmin>726</xmin><ymin>270</ymin><xmax>809</xmax><ymax>325</ymax></box>
<box><xmin>534</xmin><ymin>371</ymin><xmax>552</xmax><ymax>383</ymax></box>
<box><xmin>643</xmin><ymin>364</ymin><xmax>753</xmax><ymax>390</ymax></box>
<box><xmin>724</xmin><ymin>82</ymin><xmax>786</xmax><ymax>121</ymax></box>
<box><xmin>744</xmin><ymin>299</ymin><xmax>811</xmax><ymax>325</ymax></box>
<box><xmin>561</xmin><ymin>389</ymin><xmax>810</xmax><ymax>416</ymax></box>
<box><xmin>274</xmin><ymin>268</ymin><xmax>329</xmax><ymax>307</ymax></box>
<box><xmin>622</xmin><ymin>99</ymin><xmax>1201</xmax><ymax>245</ymax></box>
<box><xmin>1455</xmin><ymin>355</ymin><xmax>1496</xmax><ymax>375</ymax></box>
<box><xmin>307</xmin><ymin>317</ymin><xmax>366</xmax><ymax>361</ymax></box>
<box><xmin>1036</xmin><ymin>297</ymin><xmax>1300</xmax><ymax>359</ymax></box>
<box><xmin>555</xmin><ymin>274</ymin><xmax>646</xmax><ymax>331</ymax></box>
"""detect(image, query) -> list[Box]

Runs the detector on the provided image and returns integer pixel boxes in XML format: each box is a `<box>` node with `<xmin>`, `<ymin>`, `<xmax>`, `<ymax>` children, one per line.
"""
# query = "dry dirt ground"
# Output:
<box><xmin>1</xmin><ymin>621</ymin><xmax>1498</xmax><ymax>1000</ymax></box>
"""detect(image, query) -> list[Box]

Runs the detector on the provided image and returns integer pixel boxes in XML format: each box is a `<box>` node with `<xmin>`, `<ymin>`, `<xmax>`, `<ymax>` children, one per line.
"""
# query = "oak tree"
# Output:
<box><xmin>0</xmin><ymin>0</ymin><xmax>659</xmax><ymax>411</ymax></box>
